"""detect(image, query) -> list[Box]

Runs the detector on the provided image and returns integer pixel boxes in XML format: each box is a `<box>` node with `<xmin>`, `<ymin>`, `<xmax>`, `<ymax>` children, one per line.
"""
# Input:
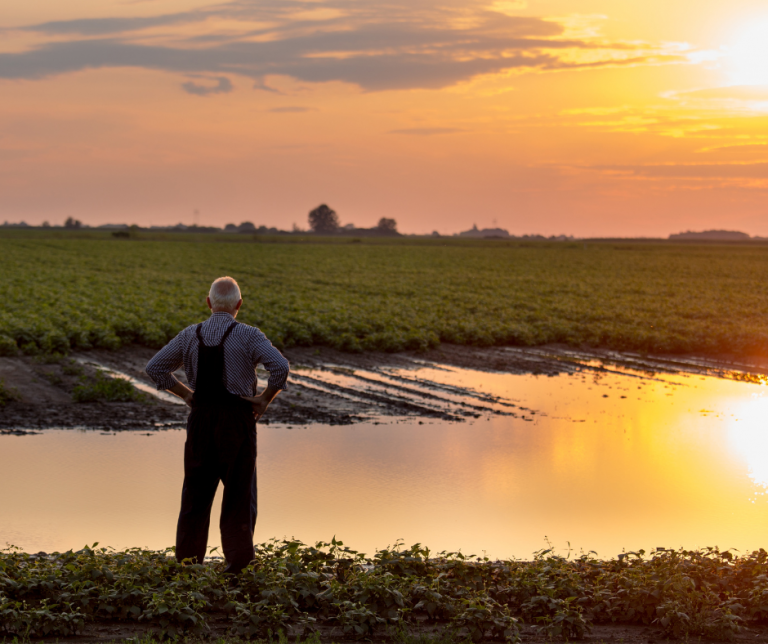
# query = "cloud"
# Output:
<box><xmin>390</xmin><ymin>127</ymin><xmax>464</xmax><ymax>135</ymax></box>
<box><xmin>24</xmin><ymin>12</ymin><xmax>201</xmax><ymax>36</ymax></box>
<box><xmin>1</xmin><ymin>0</ymin><xmax>673</xmax><ymax>93</ymax></box>
<box><xmin>181</xmin><ymin>76</ymin><xmax>232</xmax><ymax>96</ymax></box>
<box><xmin>675</xmin><ymin>85</ymin><xmax>768</xmax><ymax>101</ymax></box>
<box><xmin>594</xmin><ymin>162</ymin><xmax>768</xmax><ymax>178</ymax></box>
<box><xmin>269</xmin><ymin>106</ymin><xmax>314</xmax><ymax>113</ymax></box>
<box><xmin>668</xmin><ymin>85</ymin><xmax>768</xmax><ymax>114</ymax></box>
<box><xmin>697</xmin><ymin>143</ymin><xmax>768</xmax><ymax>155</ymax></box>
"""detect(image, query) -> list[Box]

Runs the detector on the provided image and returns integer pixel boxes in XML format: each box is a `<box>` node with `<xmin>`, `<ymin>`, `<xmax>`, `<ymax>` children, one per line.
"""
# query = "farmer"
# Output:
<box><xmin>146</xmin><ymin>276</ymin><xmax>289</xmax><ymax>573</ymax></box>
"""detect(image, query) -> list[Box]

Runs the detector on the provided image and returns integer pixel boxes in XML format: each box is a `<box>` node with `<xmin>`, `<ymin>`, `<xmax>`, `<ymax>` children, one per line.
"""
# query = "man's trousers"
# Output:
<box><xmin>175</xmin><ymin>401</ymin><xmax>257</xmax><ymax>573</ymax></box>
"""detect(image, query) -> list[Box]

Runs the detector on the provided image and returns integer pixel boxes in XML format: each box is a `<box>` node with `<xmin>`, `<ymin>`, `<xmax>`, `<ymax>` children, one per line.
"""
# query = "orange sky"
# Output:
<box><xmin>2</xmin><ymin>0</ymin><xmax>768</xmax><ymax>236</ymax></box>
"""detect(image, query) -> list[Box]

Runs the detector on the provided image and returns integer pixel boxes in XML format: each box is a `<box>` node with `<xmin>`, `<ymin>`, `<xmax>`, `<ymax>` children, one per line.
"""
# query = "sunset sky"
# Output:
<box><xmin>2</xmin><ymin>0</ymin><xmax>768</xmax><ymax>236</ymax></box>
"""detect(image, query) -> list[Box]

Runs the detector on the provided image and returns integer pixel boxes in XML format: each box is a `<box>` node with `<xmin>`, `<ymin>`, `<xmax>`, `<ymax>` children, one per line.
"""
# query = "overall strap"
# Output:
<box><xmin>195</xmin><ymin>320</ymin><xmax>237</xmax><ymax>347</ymax></box>
<box><xmin>218</xmin><ymin>321</ymin><xmax>238</xmax><ymax>347</ymax></box>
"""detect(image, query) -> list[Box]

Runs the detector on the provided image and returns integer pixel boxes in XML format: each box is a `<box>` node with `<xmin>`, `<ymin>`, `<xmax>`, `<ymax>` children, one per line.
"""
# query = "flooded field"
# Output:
<box><xmin>2</xmin><ymin>352</ymin><xmax>767</xmax><ymax>559</ymax></box>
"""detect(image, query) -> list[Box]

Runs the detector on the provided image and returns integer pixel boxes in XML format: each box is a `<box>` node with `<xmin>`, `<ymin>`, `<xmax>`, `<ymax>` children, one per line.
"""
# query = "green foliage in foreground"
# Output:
<box><xmin>1</xmin><ymin>540</ymin><xmax>766</xmax><ymax>641</ymax></box>
<box><xmin>3</xmin><ymin>236</ymin><xmax>768</xmax><ymax>356</ymax></box>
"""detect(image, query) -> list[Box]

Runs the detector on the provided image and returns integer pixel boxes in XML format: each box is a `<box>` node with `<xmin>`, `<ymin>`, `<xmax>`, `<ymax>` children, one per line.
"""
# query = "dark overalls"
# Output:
<box><xmin>175</xmin><ymin>321</ymin><xmax>257</xmax><ymax>573</ymax></box>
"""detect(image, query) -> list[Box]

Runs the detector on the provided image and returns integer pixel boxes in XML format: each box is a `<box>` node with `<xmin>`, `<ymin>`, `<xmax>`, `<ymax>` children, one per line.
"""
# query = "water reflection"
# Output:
<box><xmin>727</xmin><ymin>394</ymin><xmax>768</xmax><ymax>493</ymax></box>
<box><xmin>1</xmin><ymin>364</ymin><xmax>767</xmax><ymax>558</ymax></box>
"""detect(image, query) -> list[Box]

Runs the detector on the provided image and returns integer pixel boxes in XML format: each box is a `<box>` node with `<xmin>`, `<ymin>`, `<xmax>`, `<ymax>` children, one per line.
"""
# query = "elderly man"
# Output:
<box><xmin>146</xmin><ymin>276</ymin><xmax>289</xmax><ymax>573</ymax></box>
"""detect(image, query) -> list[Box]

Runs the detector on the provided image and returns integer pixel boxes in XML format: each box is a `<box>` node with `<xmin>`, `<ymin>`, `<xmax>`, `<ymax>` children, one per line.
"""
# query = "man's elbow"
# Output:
<box><xmin>145</xmin><ymin>362</ymin><xmax>158</xmax><ymax>383</ymax></box>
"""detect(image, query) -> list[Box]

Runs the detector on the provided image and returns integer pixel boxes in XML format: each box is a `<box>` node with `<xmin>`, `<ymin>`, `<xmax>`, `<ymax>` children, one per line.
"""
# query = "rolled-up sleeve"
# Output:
<box><xmin>146</xmin><ymin>334</ymin><xmax>184</xmax><ymax>391</ymax></box>
<box><xmin>252</xmin><ymin>334</ymin><xmax>290</xmax><ymax>391</ymax></box>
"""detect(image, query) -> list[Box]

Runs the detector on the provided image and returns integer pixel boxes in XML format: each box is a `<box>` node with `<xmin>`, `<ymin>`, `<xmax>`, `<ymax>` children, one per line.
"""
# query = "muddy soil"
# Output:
<box><xmin>1</xmin><ymin>343</ymin><xmax>766</xmax><ymax>432</ymax></box>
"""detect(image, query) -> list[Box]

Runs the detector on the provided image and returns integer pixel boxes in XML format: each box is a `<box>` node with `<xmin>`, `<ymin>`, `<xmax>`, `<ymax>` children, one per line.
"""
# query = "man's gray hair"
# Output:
<box><xmin>209</xmin><ymin>276</ymin><xmax>242</xmax><ymax>311</ymax></box>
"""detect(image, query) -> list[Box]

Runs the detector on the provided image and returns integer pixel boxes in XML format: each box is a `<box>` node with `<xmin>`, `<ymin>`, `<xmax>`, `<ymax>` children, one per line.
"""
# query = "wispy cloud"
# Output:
<box><xmin>674</xmin><ymin>86</ymin><xmax>768</xmax><ymax>101</ymax></box>
<box><xmin>697</xmin><ymin>142</ymin><xmax>768</xmax><ymax>155</ymax></box>
<box><xmin>23</xmin><ymin>12</ymin><xmax>201</xmax><ymax>36</ymax></box>
<box><xmin>181</xmin><ymin>75</ymin><xmax>233</xmax><ymax>96</ymax></box>
<box><xmin>390</xmin><ymin>127</ymin><xmax>464</xmax><ymax>135</ymax></box>
<box><xmin>0</xmin><ymin>0</ymin><xmax>678</xmax><ymax>93</ymax></box>
<box><xmin>593</xmin><ymin>162</ymin><xmax>768</xmax><ymax>178</ymax></box>
<box><xmin>667</xmin><ymin>85</ymin><xmax>768</xmax><ymax>114</ymax></box>
<box><xmin>269</xmin><ymin>106</ymin><xmax>315</xmax><ymax>113</ymax></box>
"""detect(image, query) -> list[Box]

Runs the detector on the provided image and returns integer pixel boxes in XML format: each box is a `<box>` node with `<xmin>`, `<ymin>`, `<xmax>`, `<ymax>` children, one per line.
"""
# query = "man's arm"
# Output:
<box><xmin>241</xmin><ymin>330</ymin><xmax>290</xmax><ymax>420</ymax></box>
<box><xmin>146</xmin><ymin>333</ymin><xmax>189</xmax><ymax>404</ymax></box>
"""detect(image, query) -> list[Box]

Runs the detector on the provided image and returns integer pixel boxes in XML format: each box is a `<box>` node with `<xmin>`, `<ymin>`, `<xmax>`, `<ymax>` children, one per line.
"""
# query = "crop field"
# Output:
<box><xmin>3</xmin><ymin>232</ymin><xmax>768</xmax><ymax>357</ymax></box>
<box><xmin>1</xmin><ymin>539</ymin><xmax>765</xmax><ymax>641</ymax></box>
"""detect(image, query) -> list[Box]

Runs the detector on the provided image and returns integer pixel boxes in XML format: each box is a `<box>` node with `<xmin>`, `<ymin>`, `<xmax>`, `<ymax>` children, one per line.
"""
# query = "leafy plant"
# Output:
<box><xmin>1</xmin><ymin>540</ymin><xmax>768</xmax><ymax>641</ymax></box>
<box><xmin>72</xmin><ymin>371</ymin><xmax>144</xmax><ymax>403</ymax></box>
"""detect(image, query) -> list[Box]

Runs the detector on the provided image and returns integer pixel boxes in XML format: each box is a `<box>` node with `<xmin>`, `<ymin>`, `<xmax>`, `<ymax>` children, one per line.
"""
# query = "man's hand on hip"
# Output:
<box><xmin>241</xmin><ymin>384</ymin><xmax>281</xmax><ymax>421</ymax></box>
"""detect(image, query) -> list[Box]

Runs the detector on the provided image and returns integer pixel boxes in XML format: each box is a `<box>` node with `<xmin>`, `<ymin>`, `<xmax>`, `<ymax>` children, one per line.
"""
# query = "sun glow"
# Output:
<box><xmin>726</xmin><ymin>20</ymin><xmax>768</xmax><ymax>86</ymax></box>
<box><xmin>727</xmin><ymin>394</ymin><xmax>768</xmax><ymax>492</ymax></box>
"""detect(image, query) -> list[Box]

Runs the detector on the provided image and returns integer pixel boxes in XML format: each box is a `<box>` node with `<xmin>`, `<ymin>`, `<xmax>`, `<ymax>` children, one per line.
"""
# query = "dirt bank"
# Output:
<box><xmin>1</xmin><ymin>343</ymin><xmax>766</xmax><ymax>432</ymax></box>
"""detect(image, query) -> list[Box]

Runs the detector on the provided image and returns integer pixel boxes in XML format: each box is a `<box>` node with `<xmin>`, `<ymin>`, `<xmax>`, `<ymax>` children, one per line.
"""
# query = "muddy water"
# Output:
<box><xmin>2</xmin><ymin>362</ymin><xmax>768</xmax><ymax>558</ymax></box>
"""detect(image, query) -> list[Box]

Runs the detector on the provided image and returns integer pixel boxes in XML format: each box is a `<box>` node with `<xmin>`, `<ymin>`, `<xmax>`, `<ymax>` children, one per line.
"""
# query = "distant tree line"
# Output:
<box><xmin>214</xmin><ymin>206</ymin><xmax>399</xmax><ymax>237</ymax></box>
<box><xmin>6</xmin><ymin>205</ymin><xmax>404</xmax><ymax>237</ymax></box>
<box><xmin>307</xmin><ymin>204</ymin><xmax>400</xmax><ymax>236</ymax></box>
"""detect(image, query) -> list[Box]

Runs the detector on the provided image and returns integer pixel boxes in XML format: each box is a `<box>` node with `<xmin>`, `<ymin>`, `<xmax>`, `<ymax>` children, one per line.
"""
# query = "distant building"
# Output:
<box><xmin>457</xmin><ymin>224</ymin><xmax>510</xmax><ymax>239</ymax></box>
<box><xmin>669</xmin><ymin>230</ymin><xmax>751</xmax><ymax>241</ymax></box>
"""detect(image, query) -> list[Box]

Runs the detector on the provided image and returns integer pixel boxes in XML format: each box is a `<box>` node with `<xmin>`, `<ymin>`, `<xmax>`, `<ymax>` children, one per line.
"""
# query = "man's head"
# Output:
<box><xmin>207</xmin><ymin>276</ymin><xmax>242</xmax><ymax>316</ymax></box>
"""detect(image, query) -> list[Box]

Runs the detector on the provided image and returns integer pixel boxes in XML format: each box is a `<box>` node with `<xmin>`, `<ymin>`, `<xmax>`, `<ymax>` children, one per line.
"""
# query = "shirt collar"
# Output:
<box><xmin>210</xmin><ymin>311</ymin><xmax>235</xmax><ymax>320</ymax></box>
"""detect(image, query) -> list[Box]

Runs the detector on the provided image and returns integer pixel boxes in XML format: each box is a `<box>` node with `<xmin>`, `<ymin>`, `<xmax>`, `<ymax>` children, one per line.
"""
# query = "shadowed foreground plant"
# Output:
<box><xmin>0</xmin><ymin>541</ymin><xmax>766</xmax><ymax>641</ymax></box>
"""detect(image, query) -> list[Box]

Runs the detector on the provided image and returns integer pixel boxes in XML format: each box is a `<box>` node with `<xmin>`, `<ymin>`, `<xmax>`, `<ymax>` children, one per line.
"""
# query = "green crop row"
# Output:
<box><xmin>3</xmin><ymin>236</ymin><xmax>768</xmax><ymax>356</ymax></box>
<box><xmin>1</xmin><ymin>539</ymin><xmax>766</xmax><ymax>641</ymax></box>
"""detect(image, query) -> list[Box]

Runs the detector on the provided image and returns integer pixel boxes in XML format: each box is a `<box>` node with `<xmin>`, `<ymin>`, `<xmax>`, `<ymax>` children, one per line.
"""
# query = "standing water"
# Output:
<box><xmin>2</xmin><ymin>361</ymin><xmax>767</xmax><ymax>558</ymax></box>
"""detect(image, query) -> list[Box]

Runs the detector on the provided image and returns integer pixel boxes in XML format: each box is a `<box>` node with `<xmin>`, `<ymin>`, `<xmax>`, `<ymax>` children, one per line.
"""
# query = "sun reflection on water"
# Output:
<box><xmin>727</xmin><ymin>393</ymin><xmax>768</xmax><ymax>495</ymax></box>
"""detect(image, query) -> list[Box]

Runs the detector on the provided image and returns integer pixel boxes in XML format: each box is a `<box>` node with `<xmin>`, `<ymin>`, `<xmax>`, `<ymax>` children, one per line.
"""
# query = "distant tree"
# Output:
<box><xmin>308</xmin><ymin>204</ymin><xmax>339</xmax><ymax>234</ymax></box>
<box><xmin>224</xmin><ymin>223</ymin><xmax>238</xmax><ymax>232</ymax></box>
<box><xmin>376</xmin><ymin>217</ymin><xmax>398</xmax><ymax>234</ymax></box>
<box><xmin>238</xmin><ymin>221</ymin><xmax>256</xmax><ymax>233</ymax></box>
<box><xmin>41</xmin><ymin>221</ymin><xmax>50</xmax><ymax>228</ymax></box>
<box><xmin>64</xmin><ymin>217</ymin><xmax>82</xmax><ymax>229</ymax></box>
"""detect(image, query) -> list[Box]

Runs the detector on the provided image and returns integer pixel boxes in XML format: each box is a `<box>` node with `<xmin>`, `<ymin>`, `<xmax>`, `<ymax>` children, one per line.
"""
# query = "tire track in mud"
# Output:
<box><xmin>289</xmin><ymin>373</ymin><xmax>467</xmax><ymax>421</ymax></box>
<box><xmin>368</xmin><ymin>369</ymin><xmax>523</xmax><ymax>411</ymax></box>
<box><xmin>303</xmin><ymin>368</ymin><xmax>516</xmax><ymax>416</ymax></box>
